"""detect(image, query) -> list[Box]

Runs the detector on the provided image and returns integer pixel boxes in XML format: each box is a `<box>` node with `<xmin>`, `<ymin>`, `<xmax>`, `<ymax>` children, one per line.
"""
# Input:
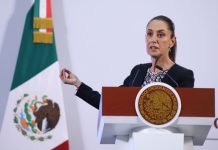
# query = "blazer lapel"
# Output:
<box><xmin>133</xmin><ymin>64</ymin><xmax>151</xmax><ymax>86</ymax></box>
<box><xmin>162</xmin><ymin>64</ymin><xmax>178</xmax><ymax>87</ymax></box>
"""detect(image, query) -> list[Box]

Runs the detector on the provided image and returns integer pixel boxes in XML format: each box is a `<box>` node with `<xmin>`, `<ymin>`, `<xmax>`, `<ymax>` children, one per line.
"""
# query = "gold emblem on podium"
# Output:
<box><xmin>135</xmin><ymin>82</ymin><xmax>181</xmax><ymax>128</ymax></box>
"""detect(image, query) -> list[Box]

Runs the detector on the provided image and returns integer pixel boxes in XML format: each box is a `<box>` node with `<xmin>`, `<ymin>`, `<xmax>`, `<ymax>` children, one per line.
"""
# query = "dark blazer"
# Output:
<box><xmin>76</xmin><ymin>63</ymin><xmax>194</xmax><ymax>109</ymax></box>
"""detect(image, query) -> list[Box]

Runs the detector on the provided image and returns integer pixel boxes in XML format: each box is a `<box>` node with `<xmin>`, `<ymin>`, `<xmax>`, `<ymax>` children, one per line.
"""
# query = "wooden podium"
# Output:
<box><xmin>97</xmin><ymin>87</ymin><xmax>215</xmax><ymax>148</ymax></box>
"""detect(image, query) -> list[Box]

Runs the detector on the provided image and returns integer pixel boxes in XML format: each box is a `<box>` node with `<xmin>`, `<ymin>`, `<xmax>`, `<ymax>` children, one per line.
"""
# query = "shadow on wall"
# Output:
<box><xmin>0</xmin><ymin>0</ymin><xmax>32</xmax><ymax>132</ymax></box>
<box><xmin>52</xmin><ymin>0</ymin><xmax>85</xmax><ymax>149</ymax></box>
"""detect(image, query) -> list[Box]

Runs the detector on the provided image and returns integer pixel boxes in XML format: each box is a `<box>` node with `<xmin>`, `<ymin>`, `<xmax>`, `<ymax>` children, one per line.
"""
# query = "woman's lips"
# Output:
<box><xmin>150</xmin><ymin>46</ymin><xmax>159</xmax><ymax>50</ymax></box>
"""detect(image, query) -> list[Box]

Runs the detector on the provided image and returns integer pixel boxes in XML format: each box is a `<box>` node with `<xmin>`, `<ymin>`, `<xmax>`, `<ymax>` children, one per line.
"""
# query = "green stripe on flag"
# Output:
<box><xmin>34</xmin><ymin>0</ymin><xmax>40</xmax><ymax>17</ymax></box>
<box><xmin>11</xmin><ymin>5</ymin><xmax>57</xmax><ymax>90</ymax></box>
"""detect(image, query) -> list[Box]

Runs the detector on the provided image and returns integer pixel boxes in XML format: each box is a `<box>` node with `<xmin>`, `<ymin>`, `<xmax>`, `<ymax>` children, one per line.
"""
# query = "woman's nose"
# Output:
<box><xmin>149</xmin><ymin>35</ymin><xmax>157</xmax><ymax>43</ymax></box>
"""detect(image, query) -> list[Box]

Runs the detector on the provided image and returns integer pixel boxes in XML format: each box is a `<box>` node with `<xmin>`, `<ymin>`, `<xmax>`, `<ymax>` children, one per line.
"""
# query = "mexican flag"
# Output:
<box><xmin>0</xmin><ymin>0</ymin><xmax>69</xmax><ymax>149</ymax></box>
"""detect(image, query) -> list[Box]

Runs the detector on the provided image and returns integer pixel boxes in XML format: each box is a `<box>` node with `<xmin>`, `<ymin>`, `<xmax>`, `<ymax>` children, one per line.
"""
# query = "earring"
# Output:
<box><xmin>169</xmin><ymin>48</ymin><xmax>171</xmax><ymax>52</ymax></box>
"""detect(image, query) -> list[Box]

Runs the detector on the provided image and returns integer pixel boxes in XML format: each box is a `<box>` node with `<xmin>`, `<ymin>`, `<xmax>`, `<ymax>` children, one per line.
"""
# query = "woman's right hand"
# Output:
<box><xmin>59</xmin><ymin>68</ymin><xmax>82</xmax><ymax>88</ymax></box>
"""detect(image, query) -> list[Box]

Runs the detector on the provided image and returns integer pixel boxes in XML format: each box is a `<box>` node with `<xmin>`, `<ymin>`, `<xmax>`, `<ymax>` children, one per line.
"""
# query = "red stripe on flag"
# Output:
<box><xmin>46</xmin><ymin>0</ymin><xmax>52</xmax><ymax>32</ymax></box>
<box><xmin>52</xmin><ymin>140</ymin><xmax>69</xmax><ymax>150</ymax></box>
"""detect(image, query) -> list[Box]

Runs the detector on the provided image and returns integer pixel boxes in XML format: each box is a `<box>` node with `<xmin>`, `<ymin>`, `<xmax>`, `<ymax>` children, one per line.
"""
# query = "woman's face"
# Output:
<box><xmin>146</xmin><ymin>20</ymin><xmax>176</xmax><ymax>59</ymax></box>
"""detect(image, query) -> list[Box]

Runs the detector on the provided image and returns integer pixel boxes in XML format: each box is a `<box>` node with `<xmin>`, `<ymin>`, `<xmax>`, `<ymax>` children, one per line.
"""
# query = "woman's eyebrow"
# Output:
<box><xmin>146</xmin><ymin>29</ymin><xmax>153</xmax><ymax>31</ymax></box>
<box><xmin>157</xmin><ymin>29</ymin><xmax>165</xmax><ymax>32</ymax></box>
<box><xmin>147</xmin><ymin>29</ymin><xmax>166</xmax><ymax>32</ymax></box>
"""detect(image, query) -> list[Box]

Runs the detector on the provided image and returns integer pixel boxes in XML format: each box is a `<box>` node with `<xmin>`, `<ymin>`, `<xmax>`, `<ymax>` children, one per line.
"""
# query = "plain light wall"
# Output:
<box><xmin>0</xmin><ymin>0</ymin><xmax>218</xmax><ymax>150</ymax></box>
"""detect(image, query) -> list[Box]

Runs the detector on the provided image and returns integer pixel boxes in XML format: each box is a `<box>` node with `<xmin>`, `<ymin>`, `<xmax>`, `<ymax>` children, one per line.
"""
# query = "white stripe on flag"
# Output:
<box><xmin>39</xmin><ymin>0</ymin><xmax>47</xmax><ymax>32</ymax></box>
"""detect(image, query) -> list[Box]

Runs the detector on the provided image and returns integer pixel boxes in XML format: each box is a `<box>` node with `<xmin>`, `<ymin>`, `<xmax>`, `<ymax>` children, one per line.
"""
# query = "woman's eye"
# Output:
<box><xmin>157</xmin><ymin>33</ymin><xmax>164</xmax><ymax>38</ymax></box>
<box><xmin>147</xmin><ymin>32</ymin><xmax>152</xmax><ymax>37</ymax></box>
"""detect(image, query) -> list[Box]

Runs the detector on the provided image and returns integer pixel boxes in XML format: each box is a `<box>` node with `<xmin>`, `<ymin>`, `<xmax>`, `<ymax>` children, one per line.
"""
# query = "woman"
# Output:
<box><xmin>60</xmin><ymin>15</ymin><xmax>194</xmax><ymax>109</ymax></box>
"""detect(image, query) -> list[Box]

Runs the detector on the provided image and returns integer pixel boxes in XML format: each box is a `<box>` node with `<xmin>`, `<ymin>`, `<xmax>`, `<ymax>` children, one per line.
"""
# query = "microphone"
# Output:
<box><xmin>155</xmin><ymin>65</ymin><xmax>179</xmax><ymax>87</ymax></box>
<box><xmin>131</xmin><ymin>68</ymin><xmax>140</xmax><ymax>86</ymax></box>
